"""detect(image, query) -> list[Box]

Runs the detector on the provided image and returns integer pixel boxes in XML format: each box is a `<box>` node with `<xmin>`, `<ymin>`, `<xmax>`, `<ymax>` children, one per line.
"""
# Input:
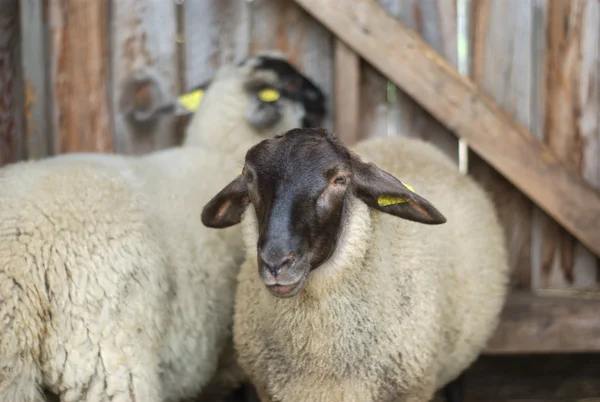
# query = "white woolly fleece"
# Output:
<box><xmin>0</xmin><ymin>53</ymin><xmax>312</xmax><ymax>402</ymax></box>
<box><xmin>233</xmin><ymin>136</ymin><xmax>510</xmax><ymax>402</ymax></box>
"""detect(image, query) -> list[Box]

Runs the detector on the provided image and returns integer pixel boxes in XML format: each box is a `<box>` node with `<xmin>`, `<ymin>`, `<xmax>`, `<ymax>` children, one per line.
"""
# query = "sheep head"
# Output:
<box><xmin>181</xmin><ymin>52</ymin><xmax>327</xmax><ymax>136</ymax></box>
<box><xmin>201</xmin><ymin>128</ymin><xmax>446</xmax><ymax>298</ymax></box>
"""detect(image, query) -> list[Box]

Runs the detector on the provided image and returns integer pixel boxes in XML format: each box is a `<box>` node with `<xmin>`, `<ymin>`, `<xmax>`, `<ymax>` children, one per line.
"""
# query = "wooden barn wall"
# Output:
<box><xmin>0</xmin><ymin>0</ymin><xmax>24</xmax><ymax>164</ymax></box>
<box><xmin>0</xmin><ymin>0</ymin><xmax>598</xmax><ymax>293</ymax></box>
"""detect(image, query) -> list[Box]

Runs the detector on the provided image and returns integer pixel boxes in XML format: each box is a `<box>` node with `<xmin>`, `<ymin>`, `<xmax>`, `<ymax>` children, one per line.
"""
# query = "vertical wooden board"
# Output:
<box><xmin>183</xmin><ymin>0</ymin><xmax>250</xmax><ymax>90</ymax></box>
<box><xmin>358</xmin><ymin>1</ymin><xmax>393</xmax><ymax>142</ymax></box>
<box><xmin>334</xmin><ymin>39</ymin><xmax>360</xmax><ymax>145</ymax></box>
<box><xmin>48</xmin><ymin>0</ymin><xmax>112</xmax><ymax>153</ymax></box>
<box><xmin>359</xmin><ymin>61</ymin><xmax>389</xmax><ymax>140</ymax></box>
<box><xmin>380</xmin><ymin>0</ymin><xmax>459</xmax><ymax>164</ymax></box>
<box><xmin>111</xmin><ymin>0</ymin><xmax>181</xmax><ymax>154</ymax></box>
<box><xmin>469</xmin><ymin>0</ymin><xmax>535</xmax><ymax>289</ymax></box>
<box><xmin>532</xmin><ymin>0</ymin><xmax>599</xmax><ymax>289</ymax></box>
<box><xmin>581</xmin><ymin>0</ymin><xmax>600</xmax><ymax>281</ymax></box>
<box><xmin>19</xmin><ymin>0</ymin><xmax>51</xmax><ymax>160</ymax></box>
<box><xmin>0</xmin><ymin>0</ymin><xmax>24</xmax><ymax>165</ymax></box>
<box><xmin>251</xmin><ymin>0</ymin><xmax>335</xmax><ymax>131</ymax></box>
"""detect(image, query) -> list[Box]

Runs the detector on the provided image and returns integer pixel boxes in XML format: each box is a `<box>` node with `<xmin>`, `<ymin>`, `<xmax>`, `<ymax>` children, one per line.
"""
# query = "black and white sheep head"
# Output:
<box><xmin>240</xmin><ymin>52</ymin><xmax>327</xmax><ymax>130</ymax></box>
<box><xmin>183</xmin><ymin>51</ymin><xmax>326</xmax><ymax>133</ymax></box>
<box><xmin>201</xmin><ymin>128</ymin><xmax>446</xmax><ymax>298</ymax></box>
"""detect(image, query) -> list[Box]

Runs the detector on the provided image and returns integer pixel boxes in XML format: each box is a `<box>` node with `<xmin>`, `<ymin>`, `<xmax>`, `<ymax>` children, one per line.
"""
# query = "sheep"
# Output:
<box><xmin>201</xmin><ymin>127</ymin><xmax>510</xmax><ymax>402</ymax></box>
<box><xmin>0</xmin><ymin>53</ymin><xmax>326</xmax><ymax>402</ymax></box>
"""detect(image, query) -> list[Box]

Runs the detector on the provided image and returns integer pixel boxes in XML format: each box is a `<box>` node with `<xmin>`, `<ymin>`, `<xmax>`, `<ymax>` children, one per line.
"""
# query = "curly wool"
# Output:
<box><xmin>0</xmin><ymin>53</ymin><xmax>313</xmax><ymax>402</ymax></box>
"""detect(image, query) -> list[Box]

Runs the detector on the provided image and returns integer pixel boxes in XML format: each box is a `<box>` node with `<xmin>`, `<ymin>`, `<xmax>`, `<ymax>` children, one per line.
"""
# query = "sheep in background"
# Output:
<box><xmin>0</xmin><ymin>54</ymin><xmax>326</xmax><ymax>402</ymax></box>
<box><xmin>201</xmin><ymin>128</ymin><xmax>510</xmax><ymax>402</ymax></box>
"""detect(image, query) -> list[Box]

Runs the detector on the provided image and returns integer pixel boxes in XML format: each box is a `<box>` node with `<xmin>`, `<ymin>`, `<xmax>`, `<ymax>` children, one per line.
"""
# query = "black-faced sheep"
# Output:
<box><xmin>201</xmin><ymin>128</ymin><xmax>510</xmax><ymax>402</ymax></box>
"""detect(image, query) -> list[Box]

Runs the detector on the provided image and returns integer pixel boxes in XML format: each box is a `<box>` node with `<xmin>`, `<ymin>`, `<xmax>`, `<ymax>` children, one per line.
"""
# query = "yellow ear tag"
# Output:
<box><xmin>377</xmin><ymin>183</ymin><xmax>415</xmax><ymax>207</ymax></box>
<box><xmin>377</xmin><ymin>195</ymin><xmax>410</xmax><ymax>207</ymax></box>
<box><xmin>257</xmin><ymin>88</ymin><xmax>280</xmax><ymax>103</ymax></box>
<box><xmin>178</xmin><ymin>89</ymin><xmax>204</xmax><ymax>111</ymax></box>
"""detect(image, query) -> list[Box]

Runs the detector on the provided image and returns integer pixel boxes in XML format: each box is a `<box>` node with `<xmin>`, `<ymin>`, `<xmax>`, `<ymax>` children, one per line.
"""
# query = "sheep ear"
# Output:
<box><xmin>351</xmin><ymin>159</ymin><xmax>446</xmax><ymax>225</ymax></box>
<box><xmin>201</xmin><ymin>175</ymin><xmax>250</xmax><ymax>228</ymax></box>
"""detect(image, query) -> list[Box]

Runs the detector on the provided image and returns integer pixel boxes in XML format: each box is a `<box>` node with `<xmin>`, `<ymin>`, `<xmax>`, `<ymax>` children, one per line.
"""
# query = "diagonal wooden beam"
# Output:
<box><xmin>293</xmin><ymin>0</ymin><xmax>600</xmax><ymax>257</ymax></box>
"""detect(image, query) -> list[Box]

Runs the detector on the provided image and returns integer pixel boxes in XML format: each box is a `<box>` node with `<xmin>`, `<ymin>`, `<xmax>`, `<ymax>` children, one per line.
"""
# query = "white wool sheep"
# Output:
<box><xmin>0</xmin><ymin>54</ymin><xmax>326</xmax><ymax>402</ymax></box>
<box><xmin>201</xmin><ymin>128</ymin><xmax>510</xmax><ymax>402</ymax></box>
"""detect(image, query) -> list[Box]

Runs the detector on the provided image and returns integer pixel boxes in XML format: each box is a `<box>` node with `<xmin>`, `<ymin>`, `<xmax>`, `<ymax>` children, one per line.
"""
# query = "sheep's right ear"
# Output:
<box><xmin>201</xmin><ymin>175</ymin><xmax>250</xmax><ymax>228</ymax></box>
<box><xmin>350</xmin><ymin>158</ymin><xmax>446</xmax><ymax>225</ymax></box>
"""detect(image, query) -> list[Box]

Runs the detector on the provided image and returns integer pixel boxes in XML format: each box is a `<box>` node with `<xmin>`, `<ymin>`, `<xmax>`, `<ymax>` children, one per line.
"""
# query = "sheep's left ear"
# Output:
<box><xmin>351</xmin><ymin>158</ymin><xmax>446</xmax><ymax>225</ymax></box>
<box><xmin>201</xmin><ymin>175</ymin><xmax>250</xmax><ymax>228</ymax></box>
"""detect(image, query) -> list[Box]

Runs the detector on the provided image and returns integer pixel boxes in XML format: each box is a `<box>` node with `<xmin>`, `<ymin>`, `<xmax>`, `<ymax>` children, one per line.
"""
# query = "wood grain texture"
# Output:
<box><xmin>48</xmin><ymin>0</ymin><xmax>112</xmax><ymax>153</ymax></box>
<box><xmin>251</xmin><ymin>0</ymin><xmax>335</xmax><ymax>131</ymax></box>
<box><xmin>357</xmin><ymin>1</ymin><xmax>391</xmax><ymax>142</ymax></box>
<box><xmin>469</xmin><ymin>0</ymin><xmax>534</xmax><ymax>288</ymax></box>
<box><xmin>111</xmin><ymin>0</ymin><xmax>180</xmax><ymax>154</ymax></box>
<box><xmin>0</xmin><ymin>0</ymin><xmax>24</xmax><ymax>165</ymax></box>
<box><xmin>359</xmin><ymin>60</ymin><xmax>390</xmax><ymax>140</ymax></box>
<box><xmin>19</xmin><ymin>0</ymin><xmax>51</xmax><ymax>160</ymax></box>
<box><xmin>334</xmin><ymin>39</ymin><xmax>360</xmax><ymax>144</ymax></box>
<box><xmin>531</xmin><ymin>0</ymin><xmax>599</xmax><ymax>290</ymax></box>
<box><xmin>183</xmin><ymin>0</ymin><xmax>250</xmax><ymax>89</ymax></box>
<box><xmin>382</xmin><ymin>0</ymin><xmax>459</xmax><ymax>164</ymax></box>
<box><xmin>485</xmin><ymin>291</ymin><xmax>600</xmax><ymax>353</ymax></box>
<box><xmin>293</xmin><ymin>0</ymin><xmax>600</xmax><ymax>257</ymax></box>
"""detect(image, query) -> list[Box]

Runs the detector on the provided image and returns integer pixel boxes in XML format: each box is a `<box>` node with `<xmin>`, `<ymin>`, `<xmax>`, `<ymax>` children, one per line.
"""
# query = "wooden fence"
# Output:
<box><xmin>1</xmin><ymin>0</ymin><xmax>599</xmax><ymax>351</ymax></box>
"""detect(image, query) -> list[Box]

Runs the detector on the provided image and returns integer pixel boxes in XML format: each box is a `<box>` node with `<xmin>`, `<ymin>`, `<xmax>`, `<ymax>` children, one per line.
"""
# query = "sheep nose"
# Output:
<box><xmin>260</xmin><ymin>253</ymin><xmax>296</xmax><ymax>278</ymax></box>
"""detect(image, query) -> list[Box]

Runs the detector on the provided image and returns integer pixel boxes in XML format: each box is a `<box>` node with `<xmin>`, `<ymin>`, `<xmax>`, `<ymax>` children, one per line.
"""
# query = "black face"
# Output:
<box><xmin>242</xmin><ymin>129</ymin><xmax>353</xmax><ymax>297</ymax></box>
<box><xmin>201</xmin><ymin>128</ymin><xmax>447</xmax><ymax>298</ymax></box>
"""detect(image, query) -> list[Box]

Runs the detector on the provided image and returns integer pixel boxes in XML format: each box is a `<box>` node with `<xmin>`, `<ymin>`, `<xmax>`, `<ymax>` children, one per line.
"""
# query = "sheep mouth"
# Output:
<box><xmin>265</xmin><ymin>269</ymin><xmax>309</xmax><ymax>298</ymax></box>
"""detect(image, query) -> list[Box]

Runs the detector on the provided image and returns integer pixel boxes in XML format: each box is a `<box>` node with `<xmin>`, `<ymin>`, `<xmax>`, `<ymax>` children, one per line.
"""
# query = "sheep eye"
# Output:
<box><xmin>332</xmin><ymin>176</ymin><xmax>346</xmax><ymax>185</ymax></box>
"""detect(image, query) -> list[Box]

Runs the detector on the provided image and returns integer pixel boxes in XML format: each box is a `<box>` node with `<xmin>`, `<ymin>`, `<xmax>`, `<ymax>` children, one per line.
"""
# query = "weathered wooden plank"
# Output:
<box><xmin>251</xmin><ymin>0</ymin><xmax>335</xmax><ymax>131</ymax></box>
<box><xmin>469</xmin><ymin>0</ymin><xmax>534</xmax><ymax>289</ymax></box>
<box><xmin>183</xmin><ymin>0</ymin><xmax>250</xmax><ymax>90</ymax></box>
<box><xmin>0</xmin><ymin>0</ymin><xmax>24</xmax><ymax>165</ymax></box>
<box><xmin>48</xmin><ymin>0</ymin><xmax>112</xmax><ymax>153</ymax></box>
<box><xmin>359</xmin><ymin>60</ymin><xmax>389</xmax><ymax>140</ymax></box>
<box><xmin>111</xmin><ymin>0</ymin><xmax>180</xmax><ymax>154</ymax></box>
<box><xmin>381</xmin><ymin>0</ymin><xmax>459</xmax><ymax>164</ymax></box>
<box><xmin>334</xmin><ymin>40</ymin><xmax>360</xmax><ymax>144</ymax></box>
<box><xmin>485</xmin><ymin>291</ymin><xmax>600</xmax><ymax>353</ymax></box>
<box><xmin>357</xmin><ymin>0</ymin><xmax>391</xmax><ymax>142</ymax></box>
<box><xmin>531</xmin><ymin>0</ymin><xmax>599</xmax><ymax>290</ymax></box>
<box><xmin>19</xmin><ymin>0</ymin><xmax>52</xmax><ymax>160</ymax></box>
<box><xmin>293</xmin><ymin>0</ymin><xmax>600</xmax><ymax>258</ymax></box>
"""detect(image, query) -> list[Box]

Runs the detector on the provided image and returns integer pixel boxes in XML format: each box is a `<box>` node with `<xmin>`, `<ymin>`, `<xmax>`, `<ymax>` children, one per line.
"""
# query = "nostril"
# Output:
<box><xmin>261</xmin><ymin>253</ymin><xmax>296</xmax><ymax>278</ymax></box>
